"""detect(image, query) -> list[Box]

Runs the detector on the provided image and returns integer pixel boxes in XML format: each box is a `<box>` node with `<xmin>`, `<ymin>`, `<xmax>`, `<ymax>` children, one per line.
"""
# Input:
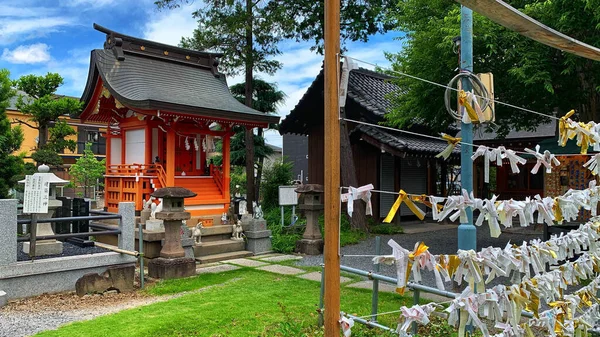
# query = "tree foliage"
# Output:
<box><xmin>385</xmin><ymin>0</ymin><xmax>600</xmax><ymax>135</ymax></box>
<box><xmin>266</xmin><ymin>0</ymin><xmax>397</xmax><ymax>54</ymax></box>
<box><xmin>261</xmin><ymin>158</ymin><xmax>293</xmax><ymax>210</ymax></box>
<box><xmin>0</xmin><ymin>69</ymin><xmax>24</xmax><ymax>198</ymax></box>
<box><xmin>156</xmin><ymin>0</ymin><xmax>284</xmax><ymax>76</ymax></box>
<box><xmin>14</xmin><ymin>73</ymin><xmax>82</xmax><ymax>165</ymax></box>
<box><xmin>69</xmin><ymin>143</ymin><xmax>106</xmax><ymax>198</ymax></box>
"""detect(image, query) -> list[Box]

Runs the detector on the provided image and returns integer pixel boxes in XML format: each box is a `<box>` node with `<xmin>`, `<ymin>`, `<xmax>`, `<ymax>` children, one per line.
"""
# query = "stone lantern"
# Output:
<box><xmin>19</xmin><ymin>164</ymin><xmax>69</xmax><ymax>256</ymax></box>
<box><xmin>295</xmin><ymin>184</ymin><xmax>324</xmax><ymax>255</ymax></box>
<box><xmin>147</xmin><ymin>187</ymin><xmax>197</xmax><ymax>279</ymax></box>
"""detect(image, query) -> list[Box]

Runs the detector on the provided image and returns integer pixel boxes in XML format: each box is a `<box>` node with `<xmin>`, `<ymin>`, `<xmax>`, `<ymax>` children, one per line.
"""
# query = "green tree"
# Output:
<box><xmin>230</xmin><ymin>78</ymin><xmax>285</xmax><ymax>201</ymax></box>
<box><xmin>0</xmin><ymin>69</ymin><xmax>24</xmax><ymax>199</ymax></box>
<box><xmin>155</xmin><ymin>0</ymin><xmax>394</xmax><ymax>214</ymax></box>
<box><xmin>14</xmin><ymin>73</ymin><xmax>82</xmax><ymax>166</ymax></box>
<box><xmin>385</xmin><ymin>0</ymin><xmax>600</xmax><ymax>134</ymax></box>
<box><xmin>69</xmin><ymin>143</ymin><xmax>106</xmax><ymax>198</ymax></box>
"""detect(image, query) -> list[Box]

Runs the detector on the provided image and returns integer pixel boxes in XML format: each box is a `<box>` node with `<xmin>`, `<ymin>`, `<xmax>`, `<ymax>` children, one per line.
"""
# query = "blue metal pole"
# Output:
<box><xmin>458</xmin><ymin>5</ymin><xmax>476</xmax><ymax>251</ymax></box>
<box><xmin>370</xmin><ymin>236</ymin><xmax>381</xmax><ymax>322</ymax></box>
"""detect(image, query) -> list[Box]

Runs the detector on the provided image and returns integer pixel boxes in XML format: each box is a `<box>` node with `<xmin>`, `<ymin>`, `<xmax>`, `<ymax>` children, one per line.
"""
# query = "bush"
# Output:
<box><xmin>261</xmin><ymin>159</ymin><xmax>293</xmax><ymax>209</ymax></box>
<box><xmin>264</xmin><ymin>206</ymin><xmax>304</xmax><ymax>253</ymax></box>
<box><xmin>230</xmin><ymin>166</ymin><xmax>247</xmax><ymax>196</ymax></box>
<box><xmin>370</xmin><ymin>224</ymin><xmax>404</xmax><ymax>235</ymax></box>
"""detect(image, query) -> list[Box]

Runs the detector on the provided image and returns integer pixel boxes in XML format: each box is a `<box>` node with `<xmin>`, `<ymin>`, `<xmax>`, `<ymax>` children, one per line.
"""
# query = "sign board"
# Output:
<box><xmin>278</xmin><ymin>186</ymin><xmax>298</xmax><ymax>206</ymax></box>
<box><xmin>23</xmin><ymin>175</ymin><xmax>51</xmax><ymax>214</ymax></box>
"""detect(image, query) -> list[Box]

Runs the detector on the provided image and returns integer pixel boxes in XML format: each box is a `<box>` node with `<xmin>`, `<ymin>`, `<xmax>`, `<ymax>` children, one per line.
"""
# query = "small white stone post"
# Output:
<box><xmin>118</xmin><ymin>202</ymin><xmax>135</xmax><ymax>252</ymax></box>
<box><xmin>0</xmin><ymin>200</ymin><xmax>17</xmax><ymax>266</ymax></box>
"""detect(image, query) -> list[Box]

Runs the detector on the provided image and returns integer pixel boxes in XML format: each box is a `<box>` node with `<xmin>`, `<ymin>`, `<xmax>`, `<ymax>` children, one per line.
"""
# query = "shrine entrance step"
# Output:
<box><xmin>195</xmin><ymin>251</ymin><xmax>253</xmax><ymax>264</ymax></box>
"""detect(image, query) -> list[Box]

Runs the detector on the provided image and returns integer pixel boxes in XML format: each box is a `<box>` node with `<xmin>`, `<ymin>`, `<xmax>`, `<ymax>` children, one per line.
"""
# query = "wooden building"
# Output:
<box><xmin>280</xmin><ymin>67</ymin><xmax>458</xmax><ymax>220</ymax></box>
<box><xmin>77</xmin><ymin>24</ymin><xmax>278</xmax><ymax>218</ymax></box>
<box><xmin>471</xmin><ymin>121</ymin><xmax>557</xmax><ymax>199</ymax></box>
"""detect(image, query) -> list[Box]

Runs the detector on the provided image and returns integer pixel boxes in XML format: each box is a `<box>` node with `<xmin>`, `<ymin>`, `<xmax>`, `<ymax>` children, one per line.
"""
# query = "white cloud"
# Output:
<box><xmin>142</xmin><ymin>4</ymin><xmax>199</xmax><ymax>46</ymax></box>
<box><xmin>2</xmin><ymin>43</ymin><xmax>51</xmax><ymax>64</ymax></box>
<box><xmin>0</xmin><ymin>17</ymin><xmax>74</xmax><ymax>45</ymax></box>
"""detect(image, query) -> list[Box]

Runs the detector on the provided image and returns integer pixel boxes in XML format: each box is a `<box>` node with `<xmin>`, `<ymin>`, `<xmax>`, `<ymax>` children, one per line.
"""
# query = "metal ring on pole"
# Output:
<box><xmin>444</xmin><ymin>71</ymin><xmax>493</xmax><ymax>122</ymax></box>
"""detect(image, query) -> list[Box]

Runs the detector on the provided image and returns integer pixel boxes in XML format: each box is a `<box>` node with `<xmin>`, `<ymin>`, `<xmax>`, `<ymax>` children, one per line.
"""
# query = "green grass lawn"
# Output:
<box><xmin>36</xmin><ymin>268</ymin><xmax>413</xmax><ymax>337</ymax></box>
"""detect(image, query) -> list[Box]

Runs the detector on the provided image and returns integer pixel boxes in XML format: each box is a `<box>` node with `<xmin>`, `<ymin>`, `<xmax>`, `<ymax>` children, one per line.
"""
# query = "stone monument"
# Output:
<box><xmin>147</xmin><ymin>187</ymin><xmax>197</xmax><ymax>279</ymax></box>
<box><xmin>295</xmin><ymin>184</ymin><xmax>324</xmax><ymax>255</ymax></box>
<box><xmin>20</xmin><ymin>164</ymin><xmax>69</xmax><ymax>256</ymax></box>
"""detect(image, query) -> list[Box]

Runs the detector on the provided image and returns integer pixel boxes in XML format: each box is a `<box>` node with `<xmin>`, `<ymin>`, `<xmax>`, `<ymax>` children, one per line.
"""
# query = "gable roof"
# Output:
<box><xmin>280</xmin><ymin>67</ymin><xmax>401</xmax><ymax>135</ymax></box>
<box><xmin>78</xmin><ymin>24</ymin><xmax>279</xmax><ymax>126</ymax></box>
<box><xmin>473</xmin><ymin>120</ymin><xmax>556</xmax><ymax>142</ymax></box>
<box><xmin>351</xmin><ymin>124</ymin><xmax>460</xmax><ymax>158</ymax></box>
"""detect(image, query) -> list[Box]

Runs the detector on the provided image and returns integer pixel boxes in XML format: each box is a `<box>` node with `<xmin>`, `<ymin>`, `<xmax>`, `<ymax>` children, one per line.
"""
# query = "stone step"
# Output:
<box><xmin>202</xmin><ymin>233</ymin><xmax>234</xmax><ymax>242</ymax></box>
<box><xmin>200</xmin><ymin>225</ymin><xmax>233</xmax><ymax>236</ymax></box>
<box><xmin>193</xmin><ymin>239</ymin><xmax>245</xmax><ymax>256</ymax></box>
<box><xmin>195</xmin><ymin>251</ymin><xmax>253</xmax><ymax>264</ymax></box>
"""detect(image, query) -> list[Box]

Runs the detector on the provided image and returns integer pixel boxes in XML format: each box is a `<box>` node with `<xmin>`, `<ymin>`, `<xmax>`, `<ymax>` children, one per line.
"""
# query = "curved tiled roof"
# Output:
<box><xmin>79</xmin><ymin>25</ymin><xmax>279</xmax><ymax>125</ymax></box>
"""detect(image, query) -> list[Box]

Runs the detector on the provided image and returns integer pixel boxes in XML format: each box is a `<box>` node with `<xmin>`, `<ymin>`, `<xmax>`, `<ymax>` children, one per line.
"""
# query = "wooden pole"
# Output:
<box><xmin>324</xmin><ymin>0</ymin><xmax>340</xmax><ymax>335</ymax></box>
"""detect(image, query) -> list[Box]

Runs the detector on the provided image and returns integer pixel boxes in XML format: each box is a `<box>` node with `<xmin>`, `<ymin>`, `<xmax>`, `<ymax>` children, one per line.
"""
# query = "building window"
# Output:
<box><xmin>78</xmin><ymin>129</ymin><xmax>106</xmax><ymax>155</ymax></box>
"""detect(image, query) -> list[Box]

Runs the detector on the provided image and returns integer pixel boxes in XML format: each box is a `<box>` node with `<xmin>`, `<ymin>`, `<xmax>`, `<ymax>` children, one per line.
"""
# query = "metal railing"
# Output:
<box><xmin>318</xmin><ymin>236</ymin><xmax>534</xmax><ymax>336</ymax></box>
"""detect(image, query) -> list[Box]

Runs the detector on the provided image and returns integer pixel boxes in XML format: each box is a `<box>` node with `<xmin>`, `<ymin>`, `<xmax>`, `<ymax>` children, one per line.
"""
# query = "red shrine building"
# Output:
<box><xmin>78</xmin><ymin>24</ymin><xmax>279</xmax><ymax>219</ymax></box>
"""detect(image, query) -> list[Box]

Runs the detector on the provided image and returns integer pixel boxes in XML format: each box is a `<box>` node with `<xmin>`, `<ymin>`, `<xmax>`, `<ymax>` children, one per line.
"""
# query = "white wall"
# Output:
<box><xmin>125</xmin><ymin>129</ymin><xmax>145</xmax><ymax>164</ymax></box>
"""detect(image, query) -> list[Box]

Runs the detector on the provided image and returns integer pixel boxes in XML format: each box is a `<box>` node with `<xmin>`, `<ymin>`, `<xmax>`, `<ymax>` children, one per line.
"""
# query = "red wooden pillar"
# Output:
<box><xmin>166</xmin><ymin>128</ymin><xmax>176</xmax><ymax>187</ymax></box>
<box><xmin>223</xmin><ymin>132</ymin><xmax>231</xmax><ymax>201</ymax></box>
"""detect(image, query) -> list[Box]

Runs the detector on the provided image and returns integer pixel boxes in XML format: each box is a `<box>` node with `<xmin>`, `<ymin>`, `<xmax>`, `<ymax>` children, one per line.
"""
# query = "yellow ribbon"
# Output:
<box><xmin>558</xmin><ymin>110</ymin><xmax>575</xmax><ymax>147</ymax></box>
<box><xmin>577</xmin><ymin>122</ymin><xmax>593</xmax><ymax>154</ymax></box>
<box><xmin>411</xmin><ymin>194</ymin><xmax>443</xmax><ymax>212</ymax></box>
<box><xmin>458</xmin><ymin>90</ymin><xmax>480</xmax><ymax>123</ymax></box>
<box><xmin>383</xmin><ymin>190</ymin><xmax>425</xmax><ymax>223</ymax></box>
<box><xmin>436</xmin><ymin>133</ymin><xmax>462</xmax><ymax>160</ymax></box>
<box><xmin>553</xmin><ymin>198</ymin><xmax>564</xmax><ymax>224</ymax></box>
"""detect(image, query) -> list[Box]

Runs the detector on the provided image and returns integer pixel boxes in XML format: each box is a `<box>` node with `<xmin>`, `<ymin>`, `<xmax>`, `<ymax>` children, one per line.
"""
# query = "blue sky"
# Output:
<box><xmin>0</xmin><ymin>0</ymin><xmax>404</xmax><ymax>147</ymax></box>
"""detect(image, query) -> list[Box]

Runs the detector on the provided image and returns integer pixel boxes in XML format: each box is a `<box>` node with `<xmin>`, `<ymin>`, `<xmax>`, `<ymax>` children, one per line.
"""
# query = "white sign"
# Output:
<box><xmin>23</xmin><ymin>175</ymin><xmax>51</xmax><ymax>214</ymax></box>
<box><xmin>278</xmin><ymin>186</ymin><xmax>298</xmax><ymax>206</ymax></box>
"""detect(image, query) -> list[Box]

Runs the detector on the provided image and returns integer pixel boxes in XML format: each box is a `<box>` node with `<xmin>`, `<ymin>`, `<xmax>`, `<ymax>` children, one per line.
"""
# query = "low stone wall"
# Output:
<box><xmin>0</xmin><ymin>253</ymin><xmax>136</xmax><ymax>299</ymax></box>
<box><xmin>0</xmin><ymin>200</ymin><xmax>137</xmax><ymax>300</ymax></box>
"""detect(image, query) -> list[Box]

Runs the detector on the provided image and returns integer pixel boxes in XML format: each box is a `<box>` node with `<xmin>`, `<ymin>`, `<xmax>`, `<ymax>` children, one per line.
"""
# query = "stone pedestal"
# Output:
<box><xmin>147</xmin><ymin>257</ymin><xmax>196</xmax><ymax>279</ymax></box>
<box><xmin>243</xmin><ymin>218</ymin><xmax>272</xmax><ymax>255</ymax></box>
<box><xmin>295</xmin><ymin>184</ymin><xmax>324</xmax><ymax>255</ymax></box>
<box><xmin>295</xmin><ymin>239</ymin><xmax>324</xmax><ymax>255</ymax></box>
<box><xmin>145</xmin><ymin>219</ymin><xmax>164</xmax><ymax>231</ymax></box>
<box><xmin>23</xmin><ymin>199</ymin><xmax>63</xmax><ymax>256</ymax></box>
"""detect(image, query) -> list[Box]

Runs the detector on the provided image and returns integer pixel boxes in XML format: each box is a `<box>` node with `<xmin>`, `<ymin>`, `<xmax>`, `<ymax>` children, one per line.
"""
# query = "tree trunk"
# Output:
<box><xmin>244</xmin><ymin>0</ymin><xmax>255</xmax><ymax>214</ymax></box>
<box><xmin>38</xmin><ymin>124</ymin><xmax>48</xmax><ymax>148</ymax></box>
<box><xmin>255</xmin><ymin>127</ymin><xmax>264</xmax><ymax>203</ymax></box>
<box><xmin>339</xmin><ymin>116</ymin><xmax>368</xmax><ymax>231</ymax></box>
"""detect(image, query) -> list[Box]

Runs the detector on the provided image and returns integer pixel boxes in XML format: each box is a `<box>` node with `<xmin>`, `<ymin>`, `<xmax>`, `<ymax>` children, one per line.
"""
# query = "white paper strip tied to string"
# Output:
<box><xmin>340</xmin><ymin>315</ymin><xmax>354</xmax><ymax>337</ymax></box>
<box><xmin>524</xmin><ymin>145</ymin><xmax>561</xmax><ymax>174</ymax></box>
<box><xmin>471</xmin><ymin>145</ymin><xmax>493</xmax><ymax>183</ymax></box>
<box><xmin>584</xmin><ymin>154</ymin><xmax>600</xmax><ymax>176</ymax></box>
<box><xmin>396</xmin><ymin>303</ymin><xmax>437</xmax><ymax>336</ymax></box>
<box><xmin>340</xmin><ymin>184</ymin><xmax>374</xmax><ymax>217</ymax></box>
<box><xmin>446</xmin><ymin>286</ymin><xmax>490</xmax><ymax>337</ymax></box>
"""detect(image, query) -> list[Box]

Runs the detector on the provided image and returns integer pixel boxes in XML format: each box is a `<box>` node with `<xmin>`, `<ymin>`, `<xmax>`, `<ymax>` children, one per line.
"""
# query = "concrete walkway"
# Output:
<box><xmin>195</xmin><ymin>254</ymin><xmax>451</xmax><ymax>303</ymax></box>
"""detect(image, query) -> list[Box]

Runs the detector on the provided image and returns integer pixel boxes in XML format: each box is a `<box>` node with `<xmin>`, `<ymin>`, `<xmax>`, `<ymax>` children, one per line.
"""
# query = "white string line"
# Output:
<box><xmin>341</xmin><ymin>186</ymin><xmax>430</xmax><ymax>199</ymax></box>
<box><xmin>341</xmin><ymin>117</ymin><xmax>595</xmax><ymax>157</ymax></box>
<box><xmin>351</xmin><ymin>301</ymin><xmax>452</xmax><ymax>320</ymax></box>
<box><xmin>345</xmin><ymin>55</ymin><xmax>561</xmax><ymax>122</ymax></box>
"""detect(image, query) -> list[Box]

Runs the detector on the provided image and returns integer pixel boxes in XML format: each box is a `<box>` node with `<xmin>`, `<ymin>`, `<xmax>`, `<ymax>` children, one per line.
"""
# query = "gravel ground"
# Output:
<box><xmin>296</xmin><ymin>223</ymin><xmax>544</xmax><ymax>289</ymax></box>
<box><xmin>16</xmin><ymin>242</ymin><xmax>110</xmax><ymax>262</ymax></box>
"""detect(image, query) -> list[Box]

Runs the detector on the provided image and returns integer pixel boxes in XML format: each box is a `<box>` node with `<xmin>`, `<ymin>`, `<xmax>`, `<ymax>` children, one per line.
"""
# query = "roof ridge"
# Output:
<box><xmin>93</xmin><ymin>23</ymin><xmax>222</xmax><ymax>73</ymax></box>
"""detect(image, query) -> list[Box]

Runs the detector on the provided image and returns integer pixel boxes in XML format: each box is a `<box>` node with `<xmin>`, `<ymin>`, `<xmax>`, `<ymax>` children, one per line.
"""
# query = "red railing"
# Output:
<box><xmin>210</xmin><ymin>164</ymin><xmax>224</xmax><ymax>193</ymax></box>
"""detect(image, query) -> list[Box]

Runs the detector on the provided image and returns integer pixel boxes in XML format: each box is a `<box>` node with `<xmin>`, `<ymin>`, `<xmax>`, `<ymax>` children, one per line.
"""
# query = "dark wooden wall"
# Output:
<box><xmin>308</xmin><ymin>124</ymin><xmax>325</xmax><ymax>185</ymax></box>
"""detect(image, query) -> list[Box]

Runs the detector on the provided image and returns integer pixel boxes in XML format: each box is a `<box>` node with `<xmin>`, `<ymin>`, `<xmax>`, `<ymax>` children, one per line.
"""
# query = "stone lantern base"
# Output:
<box><xmin>23</xmin><ymin>240</ymin><xmax>64</xmax><ymax>256</ymax></box>
<box><xmin>295</xmin><ymin>238</ymin><xmax>324</xmax><ymax>255</ymax></box>
<box><xmin>147</xmin><ymin>257</ymin><xmax>196</xmax><ymax>280</ymax></box>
